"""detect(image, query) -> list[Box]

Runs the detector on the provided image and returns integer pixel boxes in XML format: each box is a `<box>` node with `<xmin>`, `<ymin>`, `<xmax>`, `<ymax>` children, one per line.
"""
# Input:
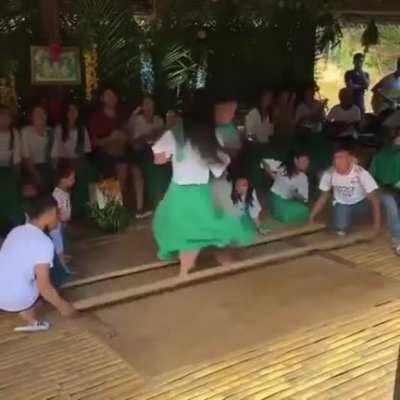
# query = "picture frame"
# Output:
<box><xmin>31</xmin><ymin>46</ymin><xmax>82</xmax><ymax>85</ymax></box>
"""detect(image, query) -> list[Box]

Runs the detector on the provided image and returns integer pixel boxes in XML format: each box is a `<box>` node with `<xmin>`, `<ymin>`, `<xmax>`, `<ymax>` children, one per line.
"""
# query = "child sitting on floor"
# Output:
<box><xmin>49</xmin><ymin>163</ymin><xmax>76</xmax><ymax>272</ymax></box>
<box><xmin>0</xmin><ymin>195</ymin><xmax>76</xmax><ymax>332</ymax></box>
<box><xmin>231</xmin><ymin>177</ymin><xmax>262</xmax><ymax>231</ymax></box>
<box><xmin>263</xmin><ymin>151</ymin><xmax>310</xmax><ymax>224</ymax></box>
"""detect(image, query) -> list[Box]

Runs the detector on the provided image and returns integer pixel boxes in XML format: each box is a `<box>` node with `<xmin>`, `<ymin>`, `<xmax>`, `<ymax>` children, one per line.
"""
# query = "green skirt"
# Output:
<box><xmin>153</xmin><ymin>182</ymin><xmax>257</xmax><ymax>260</ymax></box>
<box><xmin>71</xmin><ymin>159</ymin><xmax>98</xmax><ymax>218</ymax></box>
<box><xmin>270</xmin><ymin>192</ymin><xmax>310</xmax><ymax>224</ymax></box>
<box><xmin>0</xmin><ymin>167</ymin><xmax>20</xmax><ymax>231</ymax></box>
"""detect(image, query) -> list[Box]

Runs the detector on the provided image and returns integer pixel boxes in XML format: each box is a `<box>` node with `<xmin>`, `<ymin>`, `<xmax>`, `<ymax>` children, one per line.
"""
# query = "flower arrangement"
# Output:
<box><xmin>88</xmin><ymin>178</ymin><xmax>131</xmax><ymax>233</ymax></box>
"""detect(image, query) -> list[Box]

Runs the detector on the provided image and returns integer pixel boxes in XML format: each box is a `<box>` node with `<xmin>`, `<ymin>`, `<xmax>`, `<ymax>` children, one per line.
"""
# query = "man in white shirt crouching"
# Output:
<box><xmin>0</xmin><ymin>195</ymin><xmax>76</xmax><ymax>332</ymax></box>
<box><xmin>309</xmin><ymin>143</ymin><xmax>381</xmax><ymax>236</ymax></box>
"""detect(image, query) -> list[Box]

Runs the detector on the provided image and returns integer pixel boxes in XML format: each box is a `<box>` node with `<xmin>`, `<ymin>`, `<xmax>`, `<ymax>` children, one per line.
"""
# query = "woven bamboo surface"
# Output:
<box><xmin>0</xmin><ymin>317</ymin><xmax>142</xmax><ymax>400</ymax></box>
<box><xmin>131</xmin><ymin>300</ymin><xmax>400</xmax><ymax>400</ymax></box>
<box><xmin>331</xmin><ymin>235</ymin><xmax>400</xmax><ymax>280</ymax></box>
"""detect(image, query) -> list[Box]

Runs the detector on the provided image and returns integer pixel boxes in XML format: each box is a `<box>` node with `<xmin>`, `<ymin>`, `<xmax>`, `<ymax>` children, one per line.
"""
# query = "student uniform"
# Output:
<box><xmin>268</xmin><ymin>163</ymin><xmax>310</xmax><ymax>224</ymax></box>
<box><xmin>0</xmin><ymin>129</ymin><xmax>22</xmax><ymax>230</ymax></box>
<box><xmin>319</xmin><ymin>164</ymin><xmax>378</xmax><ymax>232</ymax></box>
<box><xmin>233</xmin><ymin>191</ymin><xmax>262</xmax><ymax>234</ymax></box>
<box><xmin>21</xmin><ymin>125</ymin><xmax>57</xmax><ymax>190</ymax></box>
<box><xmin>152</xmin><ymin>128</ymin><xmax>256</xmax><ymax>260</ymax></box>
<box><xmin>245</xmin><ymin>108</ymin><xmax>274</xmax><ymax>144</ymax></box>
<box><xmin>54</xmin><ymin>125</ymin><xmax>97</xmax><ymax>217</ymax></box>
<box><xmin>0</xmin><ymin>224</ymin><xmax>53</xmax><ymax>312</ymax></box>
<box><xmin>128</xmin><ymin>114</ymin><xmax>170</xmax><ymax>206</ymax></box>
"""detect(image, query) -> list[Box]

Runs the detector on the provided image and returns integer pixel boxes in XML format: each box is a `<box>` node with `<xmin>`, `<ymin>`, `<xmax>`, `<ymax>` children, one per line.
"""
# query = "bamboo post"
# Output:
<box><xmin>64</xmin><ymin>223</ymin><xmax>326</xmax><ymax>289</ymax></box>
<box><xmin>73</xmin><ymin>232</ymin><xmax>371</xmax><ymax>311</ymax></box>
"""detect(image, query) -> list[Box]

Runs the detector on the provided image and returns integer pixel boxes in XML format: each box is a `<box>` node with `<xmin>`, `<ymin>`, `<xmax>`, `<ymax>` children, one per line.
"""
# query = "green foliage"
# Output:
<box><xmin>88</xmin><ymin>200</ymin><xmax>132</xmax><ymax>233</ymax></box>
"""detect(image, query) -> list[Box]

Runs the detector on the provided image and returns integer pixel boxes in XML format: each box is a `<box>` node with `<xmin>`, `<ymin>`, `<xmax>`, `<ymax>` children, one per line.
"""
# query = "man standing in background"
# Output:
<box><xmin>345</xmin><ymin>53</ymin><xmax>370</xmax><ymax>114</ymax></box>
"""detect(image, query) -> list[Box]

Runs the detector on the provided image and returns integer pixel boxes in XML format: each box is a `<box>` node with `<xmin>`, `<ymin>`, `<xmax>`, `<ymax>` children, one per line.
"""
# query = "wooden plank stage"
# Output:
<box><xmin>0</xmin><ymin>316</ymin><xmax>142</xmax><ymax>400</ymax></box>
<box><xmin>130</xmin><ymin>299</ymin><xmax>400</xmax><ymax>400</ymax></box>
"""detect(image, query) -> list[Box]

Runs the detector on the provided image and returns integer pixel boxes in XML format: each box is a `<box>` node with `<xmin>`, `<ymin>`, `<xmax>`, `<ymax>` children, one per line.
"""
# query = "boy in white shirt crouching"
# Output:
<box><xmin>0</xmin><ymin>195</ymin><xmax>76</xmax><ymax>332</ymax></box>
<box><xmin>310</xmin><ymin>143</ymin><xmax>381</xmax><ymax>235</ymax></box>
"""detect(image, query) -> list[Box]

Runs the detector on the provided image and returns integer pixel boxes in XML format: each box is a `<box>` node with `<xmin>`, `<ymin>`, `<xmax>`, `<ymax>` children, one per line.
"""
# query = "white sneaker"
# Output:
<box><xmin>335</xmin><ymin>230</ymin><xmax>347</xmax><ymax>237</ymax></box>
<box><xmin>136</xmin><ymin>210</ymin><xmax>153</xmax><ymax>219</ymax></box>
<box><xmin>14</xmin><ymin>320</ymin><xmax>50</xmax><ymax>333</ymax></box>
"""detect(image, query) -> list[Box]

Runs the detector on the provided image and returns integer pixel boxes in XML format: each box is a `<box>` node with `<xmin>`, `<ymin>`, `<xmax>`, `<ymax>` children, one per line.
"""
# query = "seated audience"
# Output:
<box><xmin>273</xmin><ymin>90</ymin><xmax>296</xmax><ymax>137</ymax></box>
<box><xmin>89</xmin><ymin>86</ymin><xmax>129</xmax><ymax>201</ymax></box>
<box><xmin>310</xmin><ymin>143</ymin><xmax>381</xmax><ymax>235</ymax></box>
<box><xmin>0</xmin><ymin>104</ymin><xmax>22</xmax><ymax>232</ymax></box>
<box><xmin>295</xmin><ymin>85</ymin><xmax>326</xmax><ymax>133</ymax></box>
<box><xmin>264</xmin><ymin>151</ymin><xmax>310</xmax><ymax>224</ymax></box>
<box><xmin>345</xmin><ymin>53</ymin><xmax>370</xmax><ymax>114</ymax></box>
<box><xmin>55</xmin><ymin>102</ymin><xmax>96</xmax><ymax>217</ymax></box>
<box><xmin>326</xmin><ymin>88</ymin><xmax>361</xmax><ymax>139</ymax></box>
<box><xmin>231</xmin><ymin>177</ymin><xmax>262</xmax><ymax>231</ymax></box>
<box><xmin>21</xmin><ymin>105</ymin><xmax>58</xmax><ymax>191</ymax></box>
<box><xmin>0</xmin><ymin>195</ymin><xmax>76</xmax><ymax>332</ymax></box>
<box><xmin>128</xmin><ymin>95</ymin><xmax>165</xmax><ymax>217</ymax></box>
<box><xmin>245</xmin><ymin>90</ymin><xmax>275</xmax><ymax>143</ymax></box>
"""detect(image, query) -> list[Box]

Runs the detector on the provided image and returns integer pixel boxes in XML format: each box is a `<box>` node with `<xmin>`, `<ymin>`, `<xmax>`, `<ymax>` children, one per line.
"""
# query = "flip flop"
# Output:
<box><xmin>14</xmin><ymin>320</ymin><xmax>50</xmax><ymax>333</ymax></box>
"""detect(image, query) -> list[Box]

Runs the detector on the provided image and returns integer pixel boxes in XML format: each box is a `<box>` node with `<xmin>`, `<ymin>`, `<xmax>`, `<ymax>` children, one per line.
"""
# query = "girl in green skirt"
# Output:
<box><xmin>21</xmin><ymin>105</ymin><xmax>57</xmax><ymax>193</ymax></box>
<box><xmin>0</xmin><ymin>105</ymin><xmax>22</xmax><ymax>233</ymax></box>
<box><xmin>54</xmin><ymin>102</ymin><xmax>97</xmax><ymax>217</ymax></box>
<box><xmin>264</xmin><ymin>150</ymin><xmax>311</xmax><ymax>224</ymax></box>
<box><xmin>152</xmin><ymin>91</ymin><xmax>256</xmax><ymax>277</ymax></box>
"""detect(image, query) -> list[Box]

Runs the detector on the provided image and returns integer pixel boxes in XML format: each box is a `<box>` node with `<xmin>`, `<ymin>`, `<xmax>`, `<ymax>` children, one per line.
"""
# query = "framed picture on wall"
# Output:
<box><xmin>31</xmin><ymin>46</ymin><xmax>82</xmax><ymax>85</ymax></box>
<box><xmin>131</xmin><ymin>0</ymin><xmax>155</xmax><ymax>15</ymax></box>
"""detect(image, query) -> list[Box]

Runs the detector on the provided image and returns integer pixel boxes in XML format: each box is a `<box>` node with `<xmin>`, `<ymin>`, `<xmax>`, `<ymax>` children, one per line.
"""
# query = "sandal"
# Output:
<box><xmin>14</xmin><ymin>320</ymin><xmax>51</xmax><ymax>333</ymax></box>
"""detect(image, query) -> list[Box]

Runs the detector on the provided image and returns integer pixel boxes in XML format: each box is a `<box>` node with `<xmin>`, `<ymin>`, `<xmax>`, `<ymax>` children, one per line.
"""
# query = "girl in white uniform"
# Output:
<box><xmin>0</xmin><ymin>104</ymin><xmax>22</xmax><ymax>231</ymax></box>
<box><xmin>21</xmin><ymin>105</ymin><xmax>57</xmax><ymax>191</ymax></box>
<box><xmin>54</xmin><ymin>102</ymin><xmax>96</xmax><ymax>217</ymax></box>
<box><xmin>263</xmin><ymin>151</ymin><xmax>311</xmax><ymax>224</ymax></box>
<box><xmin>152</xmin><ymin>91</ymin><xmax>256</xmax><ymax>276</ymax></box>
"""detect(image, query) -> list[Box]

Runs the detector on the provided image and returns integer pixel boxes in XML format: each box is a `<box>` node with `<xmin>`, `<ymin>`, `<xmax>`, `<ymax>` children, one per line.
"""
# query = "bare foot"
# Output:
<box><xmin>215</xmin><ymin>250</ymin><xmax>233</xmax><ymax>267</ymax></box>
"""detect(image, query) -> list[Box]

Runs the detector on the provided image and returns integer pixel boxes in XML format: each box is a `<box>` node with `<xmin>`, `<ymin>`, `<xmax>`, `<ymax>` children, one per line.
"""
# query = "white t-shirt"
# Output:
<box><xmin>152</xmin><ymin>130</ymin><xmax>229</xmax><ymax>185</ymax></box>
<box><xmin>327</xmin><ymin>104</ymin><xmax>361</xmax><ymax>124</ymax></box>
<box><xmin>319</xmin><ymin>164</ymin><xmax>378</xmax><ymax>205</ymax></box>
<box><xmin>0</xmin><ymin>224</ymin><xmax>54</xmax><ymax>312</ymax></box>
<box><xmin>245</xmin><ymin>108</ymin><xmax>274</xmax><ymax>143</ymax></box>
<box><xmin>271</xmin><ymin>167</ymin><xmax>309</xmax><ymax>202</ymax></box>
<box><xmin>128</xmin><ymin>114</ymin><xmax>164</xmax><ymax>140</ymax></box>
<box><xmin>0</xmin><ymin>129</ymin><xmax>22</xmax><ymax>167</ymax></box>
<box><xmin>21</xmin><ymin>126</ymin><xmax>57</xmax><ymax>164</ymax></box>
<box><xmin>53</xmin><ymin>187</ymin><xmax>71</xmax><ymax>222</ymax></box>
<box><xmin>234</xmin><ymin>191</ymin><xmax>262</xmax><ymax>220</ymax></box>
<box><xmin>54</xmin><ymin>125</ymin><xmax>91</xmax><ymax>159</ymax></box>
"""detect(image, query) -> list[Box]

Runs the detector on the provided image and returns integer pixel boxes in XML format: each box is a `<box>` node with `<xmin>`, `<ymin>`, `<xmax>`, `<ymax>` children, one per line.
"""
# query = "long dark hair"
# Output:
<box><xmin>281</xmin><ymin>150</ymin><xmax>309</xmax><ymax>179</ymax></box>
<box><xmin>0</xmin><ymin>104</ymin><xmax>14</xmax><ymax>136</ymax></box>
<box><xmin>231</xmin><ymin>177</ymin><xmax>254</xmax><ymax>209</ymax></box>
<box><xmin>257</xmin><ymin>89</ymin><xmax>274</xmax><ymax>121</ymax></box>
<box><xmin>61</xmin><ymin>102</ymin><xmax>85</xmax><ymax>142</ymax></box>
<box><xmin>182</xmin><ymin>90</ymin><xmax>224</xmax><ymax>164</ymax></box>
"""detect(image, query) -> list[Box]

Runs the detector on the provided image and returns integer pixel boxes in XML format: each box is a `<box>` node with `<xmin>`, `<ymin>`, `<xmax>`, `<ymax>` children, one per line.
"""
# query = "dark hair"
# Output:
<box><xmin>55</xmin><ymin>161</ymin><xmax>75</xmax><ymax>184</ymax></box>
<box><xmin>61</xmin><ymin>102</ymin><xmax>85</xmax><ymax>143</ymax></box>
<box><xmin>332</xmin><ymin>140</ymin><xmax>355</xmax><ymax>156</ymax></box>
<box><xmin>281</xmin><ymin>150</ymin><xmax>309</xmax><ymax>178</ymax></box>
<box><xmin>257</xmin><ymin>89</ymin><xmax>274</xmax><ymax>120</ymax></box>
<box><xmin>182</xmin><ymin>89</ymin><xmax>224</xmax><ymax>164</ymax></box>
<box><xmin>231</xmin><ymin>177</ymin><xmax>254</xmax><ymax>209</ymax></box>
<box><xmin>26</xmin><ymin>195</ymin><xmax>57</xmax><ymax>220</ymax></box>
<box><xmin>353</xmin><ymin>53</ymin><xmax>364</xmax><ymax>63</ymax></box>
<box><xmin>0</xmin><ymin>103</ymin><xmax>13</xmax><ymax>136</ymax></box>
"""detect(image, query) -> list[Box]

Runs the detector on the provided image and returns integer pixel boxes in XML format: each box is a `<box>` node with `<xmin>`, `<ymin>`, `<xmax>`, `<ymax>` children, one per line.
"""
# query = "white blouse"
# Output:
<box><xmin>54</xmin><ymin>125</ymin><xmax>91</xmax><ymax>159</ymax></box>
<box><xmin>245</xmin><ymin>108</ymin><xmax>274</xmax><ymax>143</ymax></box>
<box><xmin>128</xmin><ymin>114</ymin><xmax>164</xmax><ymax>140</ymax></box>
<box><xmin>234</xmin><ymin>192</ymin><xmax>262</xmax><ymax>220</ymax></box>
<box><xmin>21</xmin><ymin>126</ymin><xmax>57</xmax><ymax>164</ymax></box>
<box><xmin>152</xmin><ymin>130</ymin><xmax>229</xmax><ymax>185</ymax></box>
<box><xmin>0</xmin><ymin>129</ymin><xmax>22</xmax><ymax>167</ymax></box>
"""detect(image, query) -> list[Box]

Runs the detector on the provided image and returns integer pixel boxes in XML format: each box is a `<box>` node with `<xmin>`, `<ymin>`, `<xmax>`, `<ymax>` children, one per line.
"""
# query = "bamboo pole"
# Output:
<box><xmin>64</xmin><ymin>223</ymin><xmax>326</xmax><ymax>289</ymax></box>
<box><xmin>73</xmin><ymin>232</ymin><xmax>371</xmax><ymax>311</ymax></box>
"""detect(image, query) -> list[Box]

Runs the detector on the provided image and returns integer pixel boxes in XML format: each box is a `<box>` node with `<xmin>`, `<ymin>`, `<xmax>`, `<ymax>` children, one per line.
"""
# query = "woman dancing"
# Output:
<box><xmin>152</xmin><ymin>91</ymin><xmax>256</xmax><ymax>277</ymax></box>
